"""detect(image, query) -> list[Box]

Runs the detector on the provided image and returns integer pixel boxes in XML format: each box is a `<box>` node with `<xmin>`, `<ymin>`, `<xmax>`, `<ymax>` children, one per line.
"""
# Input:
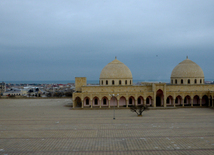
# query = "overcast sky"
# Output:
<box><xmin>0</xmin><ymin>0</ymin><xmax>214</xmax><ymax>81</ymax></box>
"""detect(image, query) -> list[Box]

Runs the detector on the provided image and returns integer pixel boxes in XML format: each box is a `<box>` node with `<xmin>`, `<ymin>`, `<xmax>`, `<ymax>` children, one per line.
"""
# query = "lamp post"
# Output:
<box><xmin>109</xmin><ymin>94</ymin><xmax>119</xmax><ymax>120</ymax></box>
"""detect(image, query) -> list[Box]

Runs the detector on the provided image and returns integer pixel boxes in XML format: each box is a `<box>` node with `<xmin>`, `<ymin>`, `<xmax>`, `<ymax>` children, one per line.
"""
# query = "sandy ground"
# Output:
<box><xmin>0</xmin><ymin>99</ymin><xmax>214</xmax><ymax>155</ymax></box>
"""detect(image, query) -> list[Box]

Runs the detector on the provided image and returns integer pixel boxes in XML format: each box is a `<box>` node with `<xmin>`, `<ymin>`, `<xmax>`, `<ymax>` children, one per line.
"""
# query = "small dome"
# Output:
<box><xmin>171</xmin><ymin>57</ymin><xmax>204</xmax><ymax>78</ymax></box>
<box><xmin>100</xmin><ymin>58</ymin><xmax>132</xmax><ymax>79</ymax></box>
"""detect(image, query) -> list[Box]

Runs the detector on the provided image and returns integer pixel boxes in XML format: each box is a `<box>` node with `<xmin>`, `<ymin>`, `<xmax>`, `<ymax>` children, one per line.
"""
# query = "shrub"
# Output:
<box><xmin>130</xmin><ymin>105</ymin><xmax>149</xmax><ymax>116</ymax></box>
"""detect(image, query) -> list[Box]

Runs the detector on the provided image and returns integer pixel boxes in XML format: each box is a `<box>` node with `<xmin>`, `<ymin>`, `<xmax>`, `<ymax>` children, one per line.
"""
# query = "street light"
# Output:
<box><xmin>109</xmin><ymin>94</ymin><xmax>119</xmax><ymax>120</ymax></box>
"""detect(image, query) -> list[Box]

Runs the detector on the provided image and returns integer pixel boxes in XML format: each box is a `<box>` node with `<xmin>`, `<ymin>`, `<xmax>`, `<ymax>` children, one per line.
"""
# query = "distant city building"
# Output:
<box><xmin>3</xmin><ymin>88</ymin><xmax>22</xmax><ymax>96</ymax></box>
<box><xmin>73</xmin><ymin>57</ymin><xmax>214</xmax><ymax>108</ymax></box>
<box><xmin>0</xmin><ymin>82</ymin><xmax>6</xmax><ymax>95</ymax></box>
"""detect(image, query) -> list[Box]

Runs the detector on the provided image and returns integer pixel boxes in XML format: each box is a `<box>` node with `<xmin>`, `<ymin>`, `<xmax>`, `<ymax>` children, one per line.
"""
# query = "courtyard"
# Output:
<box><xmin>0</xmin><ymin>99</ymin><xmax>214</xmax><ymax>155</ymax></box>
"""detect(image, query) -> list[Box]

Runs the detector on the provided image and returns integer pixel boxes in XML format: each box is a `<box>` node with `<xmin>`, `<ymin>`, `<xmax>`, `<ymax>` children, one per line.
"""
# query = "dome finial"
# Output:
<box><xmin>115</xmin><ymin>56</ymin><xmax>117</xmax><ymax>59</ymax></box>
<box><xmin>186</xmin><ymin>56</ymin><xmax>188</xmax><ymax>59</ymax></box>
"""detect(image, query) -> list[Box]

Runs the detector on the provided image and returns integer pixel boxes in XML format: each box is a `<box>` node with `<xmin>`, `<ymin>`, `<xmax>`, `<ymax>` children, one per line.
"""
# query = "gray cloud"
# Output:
<box><xmin>0</xmin><ymin>0</ymin><xmax>214</xmax><ymax>81</ymax></box>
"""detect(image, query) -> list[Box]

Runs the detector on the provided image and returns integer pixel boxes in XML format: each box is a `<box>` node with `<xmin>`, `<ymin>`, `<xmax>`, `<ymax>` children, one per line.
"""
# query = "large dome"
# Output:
<box><xmin>171</xmin><ymin>57</ymin><xmax>204</xmax><ymax>78</ymax></box>
<box><xmin>100</xmin><ymin>58</ymin><xmax>132</xmax><ymax>79</ymax></box>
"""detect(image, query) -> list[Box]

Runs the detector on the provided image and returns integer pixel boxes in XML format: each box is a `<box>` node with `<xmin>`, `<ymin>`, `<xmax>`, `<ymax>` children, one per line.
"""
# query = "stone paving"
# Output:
<box><xmin>0</xmin><ymin>99</ymin><xmax>214</xmax><ymax>155</ymax></box>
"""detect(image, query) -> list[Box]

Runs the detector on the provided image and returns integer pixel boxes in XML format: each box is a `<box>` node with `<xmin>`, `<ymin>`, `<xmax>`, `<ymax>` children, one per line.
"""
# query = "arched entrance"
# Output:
<box><xmin>175</xmin><ymin>96</ymin><xmax>182</xmax><ymax>106</ymax></box>
<box><xmin>137</xmin><ymin>96</ymin><xmax>144</xmax><ymax>105</ymax></box>
<box><xmin>102</xmin><ymin>96</ymin><xmax>108</xmax><ymax>107</ymax></box>
<box><xmin>202</xmin><ymin>95</ymin><xmax>208</xmax><ymax>106</ymax></box>
<box><xmin>119</xmin><ymin>96</ymin><xmax>126</xmax><ymax>107</ymax></box>
<box><xmin>110</xmin><ymin>96</ymin><xmax>117</xmax><ymax>106</ymax></box>
<box><xmin>184</xmin><ymin>95</ymin><xmax>191</xmax><ymax>106</ymax></box>
<box><xmin>146</xmin><ymin>96</ymin><xmax>152</xmax><ymax>106</ymax></box>
<box><xmin>84</xmin><ymin>97</ymin><xmax>90</xmax><ymax>107</ymax></box>
<box><xmin>166</xmin><ymin>96</ymin><xmax>173</xmax><ymax>106</ymax></box>
<box><xmin>193</xmin><ymin>95</ymin><xmax>200</xmax><ymax>106</ymax></box>
<box><xmin>75</xmin><ymin>97</ymin><xmax>82</xmax><ymax>107</ymax></box>
<box><xmin>128</xmin><ymin>96</ymin><xmax>135</xmax><ymax>106</ymax></box>
<box><xmin>93</xmin><ymin>97</ymin><xmax>99</xmax><ymax>107</ymax></box>
<box><xmin>156</xmin><ymin>89</ymin><xmax>163</xmax><ymax>107</ymax></box>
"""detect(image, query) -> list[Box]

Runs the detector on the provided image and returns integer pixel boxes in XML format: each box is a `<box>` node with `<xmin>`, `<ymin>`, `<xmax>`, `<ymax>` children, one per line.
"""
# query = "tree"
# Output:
<box><xmin>53</xmin><ymin>92</ymin><xmax>64</xmax><ymax>97</ymax></box>
<box><xmin>8</xmin><ymin>94</ymin><xmax>15</xmax><ymax>98</ymax></box>
<box><xmin>46</xmin><ymin>92</ymin><xmax>52</xmax><ymax>97</ymax></box>
<box><xmin>64</xmin><ymin>91</ymin><xmax>73</xmax><ymax>97</ymax></box>
<box><xmin>130</xmin><ymin>105</ymin><xmax>149</xmax><ymax>116</ymax></box>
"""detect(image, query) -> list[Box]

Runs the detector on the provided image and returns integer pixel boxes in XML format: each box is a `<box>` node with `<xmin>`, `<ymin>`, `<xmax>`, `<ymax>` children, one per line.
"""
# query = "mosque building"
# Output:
<box><xmin>73</xmin><ymin>57</ymin><xmax>214</xmax><ymax>108</ymax></box>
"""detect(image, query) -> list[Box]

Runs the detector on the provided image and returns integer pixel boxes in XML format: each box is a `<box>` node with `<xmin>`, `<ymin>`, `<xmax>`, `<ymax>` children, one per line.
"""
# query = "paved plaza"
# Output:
<box><xmin>0</xmin><ymin>99</ymin><xmax>214</xmax><ymax>155</ymax></box>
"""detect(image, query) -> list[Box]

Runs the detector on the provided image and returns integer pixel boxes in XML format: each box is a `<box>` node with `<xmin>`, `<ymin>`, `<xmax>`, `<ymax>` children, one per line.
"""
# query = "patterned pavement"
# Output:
<box><xmin>0</xmin><ymin>99</ymin><xmax>214</xmax><ymax>155</ymax></box>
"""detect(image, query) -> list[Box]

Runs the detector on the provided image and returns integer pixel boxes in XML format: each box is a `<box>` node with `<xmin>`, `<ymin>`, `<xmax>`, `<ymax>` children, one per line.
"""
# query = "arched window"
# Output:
<box><xmin>181</xmin><ymin>79</ymin><xmax>183</xmax><ymax>84</ymax></box>
<box><xmin>94</xmin><ymin>99</ymin><xmax>98</xmax><ymax>105</ymax></box>
<box><xmin>188</xmin><ymin>79</ymin><xmax>190</xmax><ymax>84</ymax></box>
<box><xmin>103</xmin><ymin>98</ymin><xmax>107</xmax><ymax>105</ymax></box>
<box><xmin>86</xmin><ymin>99</ymin><xmax>89</xmax><ymax>105</ymax></box>
<box><xmin>175</xmin><ymin>97</ymin><xmax>178</xmax><ymax>103</ymax></box>
<box><xmin>200</xmin><ymin>79</ymin><xmax>202</xmax><ymax>84</ymax></box>
<box><xmin>175</xmin><ymin>79</ymin><xmax>177</xmax><ymax>84</ymax></box>
<box><xmin>195</xmin><ymin>79</ymin><xmax>197</xmax><ymax>84</ymax></box>
<box><xmin>125</xmin><ymin>80</ymin><xmax>127</xmax><ymax>85</ymax></box>
<box><xmin>119</xmin><ymin>80</ymin><xmax>121</xmax><ymax>85</ymax></box>
<box><xmin>130</xmin><ymin>80</ymin><xmax>132</xmax><ymax>85</ymax></box>
<box><xmin>138</xmin><ymin>98</ymin><xmax>141</xmax><ymax>104</ymax></box>
<box><xmin>129</xmin><ymin>98</ymin><xmax>132</xmax><ymax>104</ymax></box>
<box><xmin>112</xmin><ymin>80</ymin><xmax>114</xmax><ymax>85</ymax></box>
<box><xmin>171</xmin><ymin>80</ymin><xmax>173</xmax><ymax>84</ymax></box>
<box><xmin>106</xmin><ymin>80</ymin><xmax>108</xmax><ymax>85</ymax></box>
<box><xmin>102</xmin><ymin>80</ymin><xmax>103</xmax><ymax>85</ymax></box>
<box><xmin>146</xmin><ymin>98</ymin><xmax>149</xmax><ymax>104</ymax></box>
<box><xmin>167</xmin><ymin>97</ymin><xmax>170</xmax><ymax>103</ymax></box>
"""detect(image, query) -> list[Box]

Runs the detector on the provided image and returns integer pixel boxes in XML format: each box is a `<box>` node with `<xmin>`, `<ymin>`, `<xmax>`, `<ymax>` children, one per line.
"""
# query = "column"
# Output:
<box><xmin>99</xmin><ymin>99</ymin><xmax>102</xmax><ymax>108</ymax></box>
<box><xmin>73</xmin><ymin>99</ymin><xmax>75</xmax><ymax>108</ymax></box>
<box><xmin>90</xmin><ymin>100</ymin><xmax>93</xmax><ymax>108</ymax></box>
<box><xmin>182</xmin><ymin>99</ymin><xmax>184</xmax><ymax>107</ymax></box>
<box><xmin>208</xmin><ymin>97</ymin><xmax>210</xmax><ymax>107</ymax></box>
<box><xmin>81</xmin><ymin>100</ymin><xmax>84</xmax><ymax>108</ymax></box>
<box><xmin>212</xmin><ymin>98</ymin><xmax>214</xmax><ymax>107</ymax></box>
<box><xmin>117</xmin><ymin>100</ymin><xmax>119</xmax><ymax>108</ymax></box>
<box><xmin>126</xmin><ymin>100</ymin><xmax>128</xmax><ymax>108</ymax></box>
<box><xmin>108</xmin><ymin>99</ymin><xmax>110</xmax><ymax>108</ymax></box>
<box><xmin>151</xmin><ymin>99</ymin><xmax>154</xmax><ymax>107</ymax></box>
<box><xmin>164</xmin><ymin>98</ymin><xmax>166</xmax><ymax>107</ymax></box>
<box><xmin>164</xmin><ymin>84</ymin><xmax>166</xmax><ymax>107</ymax></box>
<box><xmin>153</xmin><ymin>94</ymin><xmax>156</xmax><ymax>108</ymax></box>
<box><xmin>200</xmin><ymin>99</ymin><xmax>202</xmax><ymax>107</ymax></box>
<box><xmin>143</xmin><ymin>98</ymin><xmax>145</xmax><ymax>106</ymax></box>
<box><xmin>135</xmin><ymin>99</ymin><xmax>137</xmax><ymax>106</ymax></box>
<box><xmin>191</xmin><ymin>99</ymin><xmax>193</xmax><ymax>107</ymax></box>
<box><xmin>173</xmin><ymin>99</ymin><xmax>175</xmax><ymax>107</ymax></box>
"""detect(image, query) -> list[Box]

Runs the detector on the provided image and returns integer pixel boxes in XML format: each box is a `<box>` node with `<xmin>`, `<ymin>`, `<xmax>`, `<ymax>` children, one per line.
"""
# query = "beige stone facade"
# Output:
<box><xmin>73</xmin><ymin>57</ymin><xmax>214</xmax><ymax>108</ymax></box>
